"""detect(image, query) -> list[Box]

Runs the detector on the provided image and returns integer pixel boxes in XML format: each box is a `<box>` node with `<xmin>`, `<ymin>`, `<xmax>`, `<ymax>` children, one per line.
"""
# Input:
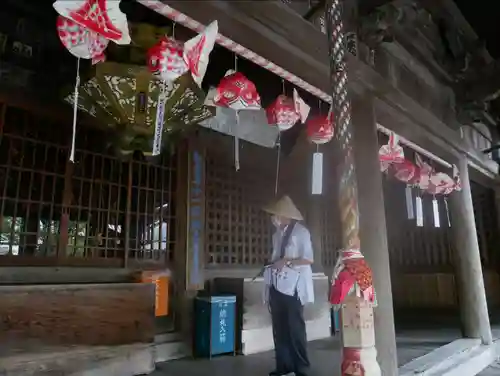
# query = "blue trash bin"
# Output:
<box><xmin>194</xmin><ymin>295</ymin><xmax>236</xmax><ymax>358</ymax></box>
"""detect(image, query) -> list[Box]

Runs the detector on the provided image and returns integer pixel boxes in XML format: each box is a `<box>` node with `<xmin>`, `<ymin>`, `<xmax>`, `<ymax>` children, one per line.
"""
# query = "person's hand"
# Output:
<box><xmin>271</xmin><ymin>259</ymin><xmax>287</xmax><ymax>270</ymax></box>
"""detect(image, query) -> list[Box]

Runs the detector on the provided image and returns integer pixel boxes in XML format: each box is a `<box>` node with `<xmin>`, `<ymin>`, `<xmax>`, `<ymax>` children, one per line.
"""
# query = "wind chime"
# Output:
<box><xmin>379</xmin><ymin>131</ymin><xmax>461</xmax><ymax>227</ymax></box>
<box><xmin>54</xmin><ymin>0</ymin><xmax>131</xmax><ymax>162</ymax></box>
<box><xmin>266</xmin><ymin>84</ymin><xmax>310</xmax><ymax>195</ymax></box>
<box><xmin>57</xmin><ymin>0</ymin><xmax>219</xmax><ymax>160</ymax></box>
<box><xmin>305</xmin><ymin>102</ymin><xmax>334</xmax><ymax>195</ymax></box>
<box><xmin>205</xmin><ymin>57</ymin><xmax>261</xmax><ymax>171</ymax></box>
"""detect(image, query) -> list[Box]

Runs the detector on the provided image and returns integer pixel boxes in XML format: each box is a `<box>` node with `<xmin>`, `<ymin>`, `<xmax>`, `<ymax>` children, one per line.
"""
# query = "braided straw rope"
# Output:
<box><xmin>326</xmin><ymin>0</ymin><xmax>360</xmax><ymax>252</ymax></box>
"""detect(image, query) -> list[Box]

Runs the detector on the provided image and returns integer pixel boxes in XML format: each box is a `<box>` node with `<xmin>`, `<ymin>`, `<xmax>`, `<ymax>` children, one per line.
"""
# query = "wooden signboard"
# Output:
<box><xmin>186</xmin><ymin>143</ymin><xmax>206</xmax><ymax>290</ymax></box>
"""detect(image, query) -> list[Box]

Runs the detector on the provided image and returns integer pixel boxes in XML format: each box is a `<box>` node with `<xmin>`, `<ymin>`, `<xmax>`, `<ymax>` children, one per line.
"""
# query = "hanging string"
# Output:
<box><xmin>274</xmin><ymin>133</ymin><xmax>281</xmax><ymax>195</ymax></box>
<box><xmin>282</xmin><ymin>79</ymin><xmax>285</xmax><ymax>96</ymax></box>
<box><xmin>444</xmin><ymin>197</ymin><xmax>451</xmax><ymax>227</ymax></box>
<box><xmin>172</xmin><ymin>22</ymin><xmax>176</xmax><ymax>38</ymax></box>
<box><xmin>69</xmin><ymin>57</ymin><xmax>81</xmax><ymax>163</ymax></box>
<box><xmin>233</xmin><ymin>54</ymin><xmax>240</xmax><ymax>171</ymax></box>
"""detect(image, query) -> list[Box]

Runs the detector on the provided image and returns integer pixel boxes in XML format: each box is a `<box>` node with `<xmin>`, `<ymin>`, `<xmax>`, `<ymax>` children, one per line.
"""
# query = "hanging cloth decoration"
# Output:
<box><xmin>53</xmin><ymin>0</ymin><xmax>131</xmax><ymax>162</ymax></box>
<box><xmin>426</xmin><ymin>164</ymin><xmax>461</xmax><ymax>196</ymax></box>
<box><xmin>306</xmin><ymin>104</ymin><xmax>334</xmax><ymax>195</ymax></box>
<box><xmin>378</xmin><ymin>131</ymin><xmax>404</xmax><ymax>172</ymax></box>
<box><xmin>53</xmin><ymin>0</ymin><xmax>131</xmax><ymax>44</ymax></box>
<box><xmin>266</xmin><ymin>87</ymin><xmax>310</xmax><ymax>194</ymax></box>
<box><xmin>56</xmin><ymin>17</ymin><xmax>109</xmax><ymax>64</ymax></box>
<box><xmin>148</xmin><ymin>21</ymin><xmax>218</xmax><ymax>156</ymax></box>
<box><xmin>306</xmin><ymin>106</ymin><xmax>334</xmax><ymax>145</ymax></box>
<box><xmin>148</xmin><ymin>20</ymin><xmax>218</xmax><ymax>85</ymax></box>
<box><xmin>207</xmin><ymin>68</ymin><xmax>261</xmax><ymax>171</ymax></box>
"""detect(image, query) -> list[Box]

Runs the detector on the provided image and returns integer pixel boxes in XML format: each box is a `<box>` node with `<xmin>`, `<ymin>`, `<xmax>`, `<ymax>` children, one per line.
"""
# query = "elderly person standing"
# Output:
<box><xmin>262</xmin><ymin>195</ymin><xmax>314</xmax><ymax>376</ymax></box>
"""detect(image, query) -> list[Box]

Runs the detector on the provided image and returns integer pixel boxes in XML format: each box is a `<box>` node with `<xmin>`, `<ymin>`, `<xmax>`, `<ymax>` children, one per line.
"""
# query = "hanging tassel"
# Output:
<box><xmin>444</xmin><ymin>197</ymin><xmax>451</xmax><ymax>227</ymax></box>
<box><xmin>432</xmin><ymin>196</ymin><xmax>440</xmax><ymax>228</ymax></box>
<box><xmin>312</xmin><ymin>146</ymin><xmax>323</xmax><ymax>195</ymax></box>
<box><xmin>152</xmin><ymin>80</ymin><xmax>166</xmax><ymax>156</ymax></box>
<box><xmin>234</xmin><ymin>110</ymin><xmax>240</xmax><ymax>171</ymax></box>
<box><xmin>274</xmin><ymin>132</ymin><xmax>281</xmax><ymax>195</ymax></box>
<box><xmin>70</xmin><ymin>57</ymin><xmax>81</xmax><ymax>162</ymax></box>
<box><xmin>405</xmin><ymin>185</ymin><xmax>414</xmax><ymax>219</ymax></box>
<box><xmin>416</xmin><ymin>195</ymin><xmax>423</xmax><ymax>227</ymax></box>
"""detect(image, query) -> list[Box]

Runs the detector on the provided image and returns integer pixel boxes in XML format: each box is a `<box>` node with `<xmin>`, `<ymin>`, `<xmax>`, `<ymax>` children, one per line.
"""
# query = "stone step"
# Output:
<box><xmin>399</xmin><ymin>338</ymin><xmax>499</xmax><ymax>376</ymax></box>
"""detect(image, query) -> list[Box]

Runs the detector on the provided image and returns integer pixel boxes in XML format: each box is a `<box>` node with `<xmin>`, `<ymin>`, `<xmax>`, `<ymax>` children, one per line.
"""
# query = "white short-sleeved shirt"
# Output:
<box><xmin>267</xmin><ymin>222</ymin><xmax>315</xmax><ymax>305</ymax></box>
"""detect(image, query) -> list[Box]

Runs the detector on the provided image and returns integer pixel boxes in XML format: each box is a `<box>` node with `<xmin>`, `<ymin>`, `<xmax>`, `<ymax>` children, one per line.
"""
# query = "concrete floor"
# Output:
<box><xmin>150</xmin><ymin>328</ymin><xmax>462</xmax><ymax>376</ymax></box>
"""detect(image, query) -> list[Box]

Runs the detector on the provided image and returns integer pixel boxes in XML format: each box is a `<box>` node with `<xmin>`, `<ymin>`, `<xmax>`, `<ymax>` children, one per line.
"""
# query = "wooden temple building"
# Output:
<box><xmin>0</xmin><ymin>0</ymin><xmax>500</xmax><ymax>375</ymax></box>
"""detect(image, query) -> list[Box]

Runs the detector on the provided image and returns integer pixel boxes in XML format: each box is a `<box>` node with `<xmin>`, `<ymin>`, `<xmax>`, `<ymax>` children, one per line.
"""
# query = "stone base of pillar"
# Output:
<box><xmin>340</xmin><ymin>298</ymin><xmax>381</xmax><ymax>376</ymax></box>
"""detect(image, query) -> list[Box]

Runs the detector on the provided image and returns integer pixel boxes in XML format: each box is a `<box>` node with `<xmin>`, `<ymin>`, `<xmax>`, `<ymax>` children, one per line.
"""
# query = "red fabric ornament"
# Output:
<box><xmin>53</xmin><ymin>0</ymin><xmax>130</xmax><ymax>44</ymax></box>
<box><xmin>378</xmin><ymin>132</ymin><xmax>404</xmax><ymax>172</ymax></box>
<box><xmin>213</xmin><ymin>71</ymin><xmax>261</xmax><ymax>111</ymax></box>
<box><xmin>392</xmin><ymin>160</ymin><xmax>416</xmax><ymax>183</ymax></box>
<box><xmin>408</xmin><ymin>154</ymin><xmax>433</xmax><ymax>190</ymax></box>
<box><xmin>266</xmin><ymin>95</ymin><xmax>300</xmax><ymax>131</ymax></box>
<box><xmin>57</xmin><ymin>16</ymin><xmax>108</xmax><ymax>64</ymax></box>
<box><xmin>306</xmin><ymin>111</ymin><xmax>334</xmax><ymax>144</ymax></box>
<box><xmin>147</xmin><ymin>21</ymin><xmax>218</xmax><ymax>86</ymax></box>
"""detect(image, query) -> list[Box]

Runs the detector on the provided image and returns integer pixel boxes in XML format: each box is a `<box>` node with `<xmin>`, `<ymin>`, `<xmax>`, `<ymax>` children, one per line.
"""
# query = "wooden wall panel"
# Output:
<box><xmin>0</xmin><ymin>283</ymin><xmax>155</xmax><ymax>350</ymax></box>
<box><xmin>392</xmin><ymin>271</ymin><xmax>500</xmax><ymax>309</ymax></box>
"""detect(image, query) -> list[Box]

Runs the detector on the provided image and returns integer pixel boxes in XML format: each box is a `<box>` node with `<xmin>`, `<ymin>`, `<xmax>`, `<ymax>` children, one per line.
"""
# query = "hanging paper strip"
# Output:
<box><xmin>432</xmin><ymin>198</ymin><xmax>440</xmax><ymax>228</ymax></box>
<box><xmin>415</xmin><ymin>196</ymin><xmax>423</xmax><ymax>227</ymax></box>
<box><xmin>405</xmin><ymin>186</ymin><xmax>414</xmax><ymax>219</ymax></box>
<box><xmin>312</xmin><ymin>152</ymin><xmax>323</xmax><ymax>195</ymax></box>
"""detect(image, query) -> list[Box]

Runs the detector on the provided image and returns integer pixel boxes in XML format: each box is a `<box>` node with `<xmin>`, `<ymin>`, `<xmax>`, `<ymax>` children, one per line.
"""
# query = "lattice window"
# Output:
<box><xmin>0</xmin><ymin>103</ymin><xmax>177</xmax><ymax>267</ymax></box>
<box><xmin>205</xmin><ymin>154</ymin><xmax>274</xmax><ymax>266</ymax></box>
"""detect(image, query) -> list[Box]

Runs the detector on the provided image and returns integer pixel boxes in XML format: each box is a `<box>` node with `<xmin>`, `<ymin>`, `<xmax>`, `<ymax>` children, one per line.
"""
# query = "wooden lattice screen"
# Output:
<box><xmin>0</xmin><ymin>103</ymin><xmax>177</xmax><ymax>268</ymax></box>
<box><xmin>205</xmin><ymin>153</ymin><xmax>274</xmax><ymax>266</ymax></box>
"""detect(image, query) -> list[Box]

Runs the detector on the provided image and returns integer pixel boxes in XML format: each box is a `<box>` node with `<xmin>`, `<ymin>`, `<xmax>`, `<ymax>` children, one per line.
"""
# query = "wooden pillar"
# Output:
<box><xmin>449</xmin><ymin>155</ymin><xmax>492</xmax><ymax>344</ymax></box>
<box><xmin>308</xmin><ymin>196</ymin><xmax>324</xmax><ymax>273</ymax></box>
<box><xmin>352</xmin><ymin>94</ymin><xmax>398</xmax><ymax>376</ymax></box>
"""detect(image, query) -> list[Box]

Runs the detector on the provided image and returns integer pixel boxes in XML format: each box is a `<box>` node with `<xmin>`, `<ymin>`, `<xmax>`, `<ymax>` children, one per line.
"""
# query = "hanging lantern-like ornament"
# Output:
<box><xmin>206</xmin><ymin>69</ymin><xmax>262</xmax><ymax>171</ymax></box>
<box><xmin>306</xmin><ymin>109</ymin><xmax>334</xmax><ymax>144</ymax></box>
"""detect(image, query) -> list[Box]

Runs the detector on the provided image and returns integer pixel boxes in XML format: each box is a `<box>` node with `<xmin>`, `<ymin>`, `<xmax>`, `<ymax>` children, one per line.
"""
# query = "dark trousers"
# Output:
<box><xmin>270</xmin><ymin>286</ymin><xmax>310</xmax><ymax>375</ymax></box>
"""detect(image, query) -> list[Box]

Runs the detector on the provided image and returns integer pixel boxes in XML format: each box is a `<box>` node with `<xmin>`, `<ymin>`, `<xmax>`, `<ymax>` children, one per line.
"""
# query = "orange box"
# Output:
<box><xmin>136</xmin><ymin>270</ymin><xmax>170</xmax><ymax>317</ymax></box>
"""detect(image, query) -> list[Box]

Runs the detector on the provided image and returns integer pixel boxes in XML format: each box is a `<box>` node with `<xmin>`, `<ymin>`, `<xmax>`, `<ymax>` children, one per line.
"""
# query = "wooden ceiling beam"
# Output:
<box><xmin>161</xmin><ymin>0</ymin><xmax>495</xmax><ymax>175</ymax></box>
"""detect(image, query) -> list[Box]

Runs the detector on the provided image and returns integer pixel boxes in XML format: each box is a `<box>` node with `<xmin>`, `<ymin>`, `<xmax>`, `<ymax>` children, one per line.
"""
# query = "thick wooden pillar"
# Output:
<box><xmin>352</xmin><ymin>94</ymin><xmax>398</xmax><ymax>375</ymax></box>
<box><xmin>449</xmin><ymin>155</ymin><xmax>492</xmax><ymax>344</ymax></box>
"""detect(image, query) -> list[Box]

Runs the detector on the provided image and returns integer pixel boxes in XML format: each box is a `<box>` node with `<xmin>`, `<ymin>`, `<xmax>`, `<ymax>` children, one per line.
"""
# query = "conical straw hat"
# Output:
<box><xmin>262</xmin><ymin>195</ymin><xmax>303</xmax><ymax>221</ymax></box>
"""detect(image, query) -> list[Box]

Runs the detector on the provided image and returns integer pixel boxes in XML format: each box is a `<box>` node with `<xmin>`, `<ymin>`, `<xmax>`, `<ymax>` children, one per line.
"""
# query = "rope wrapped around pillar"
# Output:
<box><xmin>326</xmin><ymin>1</ymin><xmax>382</xmax><ymax>375</ymax></box>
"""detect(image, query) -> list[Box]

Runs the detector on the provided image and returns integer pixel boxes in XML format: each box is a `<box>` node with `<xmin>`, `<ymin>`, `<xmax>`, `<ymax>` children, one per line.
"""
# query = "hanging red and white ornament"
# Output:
<box><xmin>147</xmin><ymin>21</ymin><xmax>218</xmax><ymax>156</ymax></box>
<box><xmin>56</xmin><ymin>17</ymin><xmax>109</xmax><ymax>64</ymax></box>
<box><xmin>378</xmin><ymin>131</ymin><xmax>404</xmax><ymax>172</ymax></box>
<box><xmin>53</xmin><ymin>0</ymin><xmax>131</xmax><ymax>44</ymax></box>
<box><xmin>53</xmin><ymin>0</ymin><xmax>131</xmax><ymax>163</ymax></box>
<box><xmin>266</xmin><ymin>87</ymin><xmax>310</xmax><ymax>194</ymax></box>
<box><xmin>206</xmin><ymin>65</ymin><xmax>262</xmax><ymax>171</ymax></box>
<box><xmin>148</xmin><ymin>20</ymin><xmax>218</xmax><ymax>86</ymax></box>
<box><xmin>306</xmin><ymin>104</ymin><xmax>335</xmax><ymax>195</ymax></box>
